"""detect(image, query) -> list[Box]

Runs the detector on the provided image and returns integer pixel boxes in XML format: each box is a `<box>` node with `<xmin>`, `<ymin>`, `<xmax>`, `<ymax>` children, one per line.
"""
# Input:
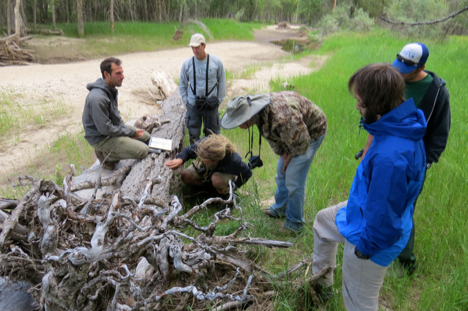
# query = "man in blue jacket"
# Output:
<box><xmin>312</xmin><ymin>64</ymin><xmax>427</xmax><ymax>310</ymax></box>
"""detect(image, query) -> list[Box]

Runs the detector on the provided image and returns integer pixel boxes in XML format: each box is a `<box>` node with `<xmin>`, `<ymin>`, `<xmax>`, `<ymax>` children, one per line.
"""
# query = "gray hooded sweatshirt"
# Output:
<box><xmin>82</xmin><ymin>78</ymin><xmax>135</xmax><ymax>145</ymax></box>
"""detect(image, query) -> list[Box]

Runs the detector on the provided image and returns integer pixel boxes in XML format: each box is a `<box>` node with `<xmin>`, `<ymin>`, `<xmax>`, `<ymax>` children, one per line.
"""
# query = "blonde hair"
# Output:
<box><xmin>196</xmin><ymin>134</ymin><xmax>237</xmax><ymax>162</ymax></box>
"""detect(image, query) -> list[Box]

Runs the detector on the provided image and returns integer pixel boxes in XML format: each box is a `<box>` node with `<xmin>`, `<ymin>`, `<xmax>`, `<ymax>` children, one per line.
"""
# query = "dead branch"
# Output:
<box><xmin>0</xmin><ymin>199</ymin><xmax>18</xmax><ymax>210</ymax></box>
<box><xmin>0</xmin><ymin>179</ymin><xmax>41</xmax><ymax>251</ymax></box>
<box><xmin>379</xmin><ymin>6</ymin><xmax>468</xmax><ymax>26</ymax></box>
<box><xmin>70</xmin><ymin>166</ymin><xmax>132</xmax><ymax>192</ymax></box>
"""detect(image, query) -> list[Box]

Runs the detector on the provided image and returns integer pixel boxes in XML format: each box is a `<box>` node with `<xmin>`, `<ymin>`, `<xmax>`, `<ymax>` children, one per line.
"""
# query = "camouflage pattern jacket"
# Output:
<box><xmin>253</xmin><ymin>91</ymin><xmax>327</xmax><ymax>157</ymax></box>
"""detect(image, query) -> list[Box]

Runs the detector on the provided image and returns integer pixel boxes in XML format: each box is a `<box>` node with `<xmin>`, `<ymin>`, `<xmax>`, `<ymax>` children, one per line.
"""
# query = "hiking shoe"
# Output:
<box><xmin>262</xmin><ymin>208</ymin><xmax>283</xmax><ymax>218</ymax></box>
<box><xmin>314</xmin><ymin>284</ymin><xmax>334</xmax><ymax>302</ymax></box>
<box><xmin>94</xmin><ymin>150</ymin><xmax>117</xmax><ymax>170</ymax></box>
<box><xmin>387</xmin><ymin>261</ymin><xmax>418</xmax><ymax>279</ymax></box>
<box><xmin>278</xmin><ymin>226</ymin><xmax>302</xmax><ymax>237</ymax></box>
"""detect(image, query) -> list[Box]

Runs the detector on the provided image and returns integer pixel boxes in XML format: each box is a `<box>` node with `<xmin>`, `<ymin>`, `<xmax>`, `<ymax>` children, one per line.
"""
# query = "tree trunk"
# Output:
<box><xmin>76</xmin><ymin>0</ymin><xmax>84</xmax><ymax>36</ymax></box>
<box><xmin>14</xmin><ymin>0</ymin><xmax>21</xmax><ymax>41</ymax></box>
<box><xmin>33</xmin><ymin>0</ymin><xmax>37</xmax><ymax>30</ymax></box>
<box><xmin>178</xmin><ymin>2</ymin><xmax>183</xmax><ymax>24</ymax></box>
<box><xmin>7</xmin><ymin>0</ymin><xmax>12</xmax><ymax>35</ymax></box>
<box><xmin>158</xmin><ymin>0</ymin><xmax>162</xmax><ymax>22</ymax></box>
<box><xmin>332</xmin><ymin>0</ymin><xmax>336</xmax><ymax>10</ymax></box>
<box><xmin>110</xmin><ymin>0</ymin><xmax>114</xmax><ymax>33</ymax></box>
<box><xmin>51</xmin><ymin>0</ymin><xmax>56</xmax><ymax>30</ymax></box>
<box><xmin>296</xmin><ymin>0</ymin><xmax>299</xmax><ymax>24</ymax></box>
<box><xmin>142</xmin><ymin>0</ymin><xmax>148</xmax><ymax>21</ymax></box>
<box><xmin>65</xmin><ymin>0</ymin><xmax>69</xmax><ymax>23</ymax></box>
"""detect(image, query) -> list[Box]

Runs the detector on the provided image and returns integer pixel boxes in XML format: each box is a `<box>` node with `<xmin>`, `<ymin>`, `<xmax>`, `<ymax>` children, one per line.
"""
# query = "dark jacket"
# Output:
<box><xmin>419</xmin><ymin>70</ymin><xmax>451</xmax><ymax>164</ymax></box>
<box><xmin>82</xmin><ymin>78</ymin><xmax>135</xmax><ymax>145</ymax></box>
<box><xmin>336</xmin><ymin>99</ymin><xmax>427</xmax><ymax>267</ymax></box>
<box><xmin>176</xmin><ymin>139</ymin><xmax>252</xmax><ymax>188</ymax></box>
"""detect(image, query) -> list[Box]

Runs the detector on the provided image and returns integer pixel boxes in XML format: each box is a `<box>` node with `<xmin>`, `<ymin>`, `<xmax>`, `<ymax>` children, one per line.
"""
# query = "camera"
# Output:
<box><xmin>196</xmin><ymin>165</ymin><xmax>207</xmax><ymax>176</ymax></box>
<box><xmin>248</xmin><ymin>155</ymin><xmax>263</xmax><ymax>169</ymax></box>
<box><xmin>195</xmin><ymin>96</ymin><xmax>206</xmax><ymax>108</ymax></box>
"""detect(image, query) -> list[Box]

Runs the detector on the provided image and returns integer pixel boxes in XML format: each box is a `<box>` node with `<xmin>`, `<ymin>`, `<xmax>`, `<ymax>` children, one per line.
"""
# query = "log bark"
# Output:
<box><xmin>120</xmin><ymin>89</ymin><xmax>186</xmax><ymax>201</ymax></box>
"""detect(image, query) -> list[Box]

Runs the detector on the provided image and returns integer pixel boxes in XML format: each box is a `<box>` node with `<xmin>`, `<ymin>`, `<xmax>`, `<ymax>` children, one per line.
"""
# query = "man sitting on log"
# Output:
<box><xmin>82</xmin><ymin>57</ymin><xmax>151</xmax><ymax>170</ymax></box>
<box><xmin>165</xmin><ymin>134</ymin><xmax>252</xmax><ymax>195</ymax></box>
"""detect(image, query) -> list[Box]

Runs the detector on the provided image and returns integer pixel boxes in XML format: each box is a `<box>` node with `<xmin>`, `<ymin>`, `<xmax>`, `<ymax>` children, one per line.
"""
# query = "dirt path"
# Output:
<box><xmin>0</xmin><ymin>26</ymin><xmax>327</xmax><ymax>182</ymax></box>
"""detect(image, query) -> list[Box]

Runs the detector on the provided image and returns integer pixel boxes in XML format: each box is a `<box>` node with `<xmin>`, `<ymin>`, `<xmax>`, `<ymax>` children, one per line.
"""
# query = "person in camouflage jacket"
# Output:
<box><xmin>221</xmin><ymin>91</ymin><xmax>327</xmax><ymax>234</ymax></box>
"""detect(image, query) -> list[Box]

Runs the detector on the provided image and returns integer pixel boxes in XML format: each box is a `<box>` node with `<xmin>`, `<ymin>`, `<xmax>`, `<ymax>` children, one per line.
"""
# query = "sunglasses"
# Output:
<box><xmin>396</xmin><ymin>53</ymin><xmax>418</xmax><ymax>66</ymax></box>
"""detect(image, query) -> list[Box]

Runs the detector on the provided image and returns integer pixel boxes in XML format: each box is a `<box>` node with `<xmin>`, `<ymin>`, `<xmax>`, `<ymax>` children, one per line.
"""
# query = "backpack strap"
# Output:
<box><xmin>190</xmin><ymin>56</ymin><xmax>196</xmax><ymax>96</ymax></box>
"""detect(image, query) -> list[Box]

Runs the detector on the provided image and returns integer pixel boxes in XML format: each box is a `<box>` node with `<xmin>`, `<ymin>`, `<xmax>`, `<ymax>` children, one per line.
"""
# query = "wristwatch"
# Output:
<box><xmin>426</xmin><ymin>163</ymin><xmax>432</xmax><ymax>169</ymax></box>
<box><xmin>354</xmin><ymin>247</ymin><xmax>370</xmax><ymax>260</ymax></box>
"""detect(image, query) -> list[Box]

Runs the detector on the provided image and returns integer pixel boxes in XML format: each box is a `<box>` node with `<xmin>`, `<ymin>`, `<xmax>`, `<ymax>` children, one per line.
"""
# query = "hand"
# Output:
<box><xmin>281</xmin><ymin>153</ymin><xmax>293</xmax><ymax>174</ymax></box>
<box><xmin>165</xmin><ymin>159</ymin><xmax>183</xmax><ymax>169</ymax></box>
<box><xmin>132</xmin><ymin>129</ymin><xmax>145</xmax><ymax>139</ymax></box>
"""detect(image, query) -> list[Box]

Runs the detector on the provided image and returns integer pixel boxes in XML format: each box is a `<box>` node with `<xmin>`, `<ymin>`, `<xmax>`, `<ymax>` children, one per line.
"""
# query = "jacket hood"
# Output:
<box><xmin>86</xmin><ymin>78</ymin><xmax>117</xmax><ymax>99</ymax></box>
<box><xmin>363</xmin><ymin>98</ymin><xmax>427</xmax><ymax>141</ymax></box>
<box><xmin>426</xmin><ymin>70</ymin><xmax>446</xmax><ymax>89</ymax></box>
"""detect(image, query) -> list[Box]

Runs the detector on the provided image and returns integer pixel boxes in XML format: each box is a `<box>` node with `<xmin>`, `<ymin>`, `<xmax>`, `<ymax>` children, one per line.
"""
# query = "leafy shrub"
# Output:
<box><xmin>311</xmin><ymin>5</ymin><xmax>374</xmax><ymax>41</ymax></box>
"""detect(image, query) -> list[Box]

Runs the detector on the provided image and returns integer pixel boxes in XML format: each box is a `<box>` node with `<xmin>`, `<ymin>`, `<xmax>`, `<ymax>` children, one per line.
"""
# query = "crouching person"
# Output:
<box><xmin>165</xmin><ymin>134</ymin><xmax>252</xmax><ymax>194</ymax></box>
<box><xmin>312</xmin><ymin>64</ymin><xmax>427</xmax><ymax>310</ymax></box>
<box><xmin>82</xmin><ymin>57</ymin><xmax>150</xmax><ymax>170</ymax></box>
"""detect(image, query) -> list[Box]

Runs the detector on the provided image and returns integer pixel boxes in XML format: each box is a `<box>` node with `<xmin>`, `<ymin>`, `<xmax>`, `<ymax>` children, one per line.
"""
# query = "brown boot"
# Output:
<box><xmin>94</xmin><ymin>150</ymin><xmax>116</xmax><ymax>170</ymax></box>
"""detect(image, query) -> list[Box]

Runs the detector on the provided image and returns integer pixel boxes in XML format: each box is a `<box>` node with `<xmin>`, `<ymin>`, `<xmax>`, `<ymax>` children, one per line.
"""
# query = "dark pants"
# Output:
<box><xmin>185</xmin><ymin>104</ymin><xmax>220</xmax><ymax>143</ymax></box>
<box><xmin>398</xmin><ymin>168</ymin><xmax>428</xmax><ymax>267</ymax></box>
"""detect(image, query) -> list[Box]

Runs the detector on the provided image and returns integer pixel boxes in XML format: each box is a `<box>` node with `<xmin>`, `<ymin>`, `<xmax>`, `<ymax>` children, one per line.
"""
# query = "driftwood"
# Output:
<box><xmin>0</xmin><ymin>34</ymin><xmax>35</xmax><ymax>66</ymax></box>
<box><xmin>379</xmin><ymin>5</ymin><xmax>468</xmax><ymax>26</ymax></box>
<box><xmin>277</xmin><ymin>21</ymin><xmax>290</xmax><ymax>29</ymax></box>
<box><xmin>148</xmin><ymin>69</ymin><xmax>178</xmax><ymax>103</ymax></box>
<box><xmin>0</xmin><ymin>77</ymin><xmax>329</xmax><ymax>310</ymax></box>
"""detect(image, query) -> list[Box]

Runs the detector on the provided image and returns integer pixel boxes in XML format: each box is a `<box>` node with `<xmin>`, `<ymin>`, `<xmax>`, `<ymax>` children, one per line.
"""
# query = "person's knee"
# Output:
<box><xmin>181</xmin><ymin>170</ymin><xmax>192</xmax><ymax>185</ymax></box>
<box><xmin>211</xmin><ymin>174</ymin><xmax>228</xmax><ymax>191</ymax></box>
<box><xmin>134</xmin><ymin>146</ymin><xmax>149</xmax><ymax>159</ymax></box>
<box><xmin>313</xmin><ymin>209</ymin><xmax>327</xmax><ymax>229</ymax></box>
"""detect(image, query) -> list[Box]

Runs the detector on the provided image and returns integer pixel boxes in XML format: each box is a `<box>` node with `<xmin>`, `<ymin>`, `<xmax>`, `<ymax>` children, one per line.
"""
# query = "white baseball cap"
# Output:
<box><xmin>188</xmin><ymin>33</ymin><xmax>206</xmax><ymax>47</ymax></box>
<box><xmin>392</xmin><ymin>42</ymin><xmax>429</xmax><ymax>74</ymax></box>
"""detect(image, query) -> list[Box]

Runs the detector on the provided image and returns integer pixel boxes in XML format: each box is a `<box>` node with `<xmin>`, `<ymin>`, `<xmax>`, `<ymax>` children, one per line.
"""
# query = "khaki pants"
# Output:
<box><xmin>312</xmin><ymin>201</ymin><xmax>388</xmax><ymax>311</ymax></box>
<box><xmin>91</xmin><ymin>126</ymin><xmax>150</xmax><ymax>163</ymax></box>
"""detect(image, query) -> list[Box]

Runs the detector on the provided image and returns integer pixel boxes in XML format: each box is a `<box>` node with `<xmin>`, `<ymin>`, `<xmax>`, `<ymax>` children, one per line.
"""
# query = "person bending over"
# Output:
<box><xmin>165</xmin><ymin>134</ymin><xmax>252</xmax><ymax>194</ymax></box>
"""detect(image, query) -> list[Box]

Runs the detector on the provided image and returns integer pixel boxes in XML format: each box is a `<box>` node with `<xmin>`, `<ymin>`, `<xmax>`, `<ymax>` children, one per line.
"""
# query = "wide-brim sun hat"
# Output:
<box><xmin>220</xmin><ymin>94</ymin><xmax>271</xmax><ymax>129</ymax></box>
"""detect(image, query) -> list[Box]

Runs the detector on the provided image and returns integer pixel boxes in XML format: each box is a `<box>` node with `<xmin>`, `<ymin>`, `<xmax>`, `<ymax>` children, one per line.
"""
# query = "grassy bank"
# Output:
<box><xmin>219</xmin><ymin>30</ymin><xmax>468</xmax><ymax>310</ymax></box>
<box><xmin>31</xmin><ymin>19</ymin><xmax>263</xmax><ymax>61</ymax></box>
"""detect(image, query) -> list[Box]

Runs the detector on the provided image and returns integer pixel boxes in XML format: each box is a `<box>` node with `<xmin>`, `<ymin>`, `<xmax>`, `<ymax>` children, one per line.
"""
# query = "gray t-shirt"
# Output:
<box><xmin>179</xmin><ymin>54</ymin><xmax>226</xmax><ymax>107</ymax></box>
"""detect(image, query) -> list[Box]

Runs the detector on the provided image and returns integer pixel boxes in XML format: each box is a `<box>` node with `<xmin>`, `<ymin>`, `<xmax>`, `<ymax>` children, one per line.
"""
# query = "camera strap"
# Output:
<box><xmin>245</xmin><ymin>125</ymin><xmax>261</xmax><ymax>159</ymax></box>
<box><xmin>189</xmin><ymin>54</ymin><xmax>218</xmax><ymax>97</ymax></box>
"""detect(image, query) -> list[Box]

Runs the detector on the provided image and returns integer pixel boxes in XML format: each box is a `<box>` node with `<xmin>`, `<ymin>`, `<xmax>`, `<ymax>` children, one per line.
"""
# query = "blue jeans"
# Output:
<box><xmin>269</xmin><ymin>133</ymin><xmax>326</xmax><ymax>232</ymax></box>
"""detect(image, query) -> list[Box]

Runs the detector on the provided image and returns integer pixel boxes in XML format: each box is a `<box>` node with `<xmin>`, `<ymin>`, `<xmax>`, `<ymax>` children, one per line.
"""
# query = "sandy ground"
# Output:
<box><xmin>0</xmin><ymin>26</ymin><xmax>326</xmax><ymax>180</ymax></box>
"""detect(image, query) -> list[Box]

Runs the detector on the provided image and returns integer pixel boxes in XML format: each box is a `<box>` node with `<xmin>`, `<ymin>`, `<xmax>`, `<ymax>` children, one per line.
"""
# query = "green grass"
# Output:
<box><xmin>215</xmin><ymin>30</ymin><xmax>468</xmax><ymax>310</ymax></box>
<box><xmin>38</xmin><ymin>19</ymin><xmax>263</xmax><ymax>59</ymax></box>
<box><xmin>0</xmin><ymin>88</ymin><xmax>71</xmax><ymax>138</ymax></box>
<box><xmin>0</xmin><ymin>128</ymin><xmax>95</xmax><ymax>198</ymax></box>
